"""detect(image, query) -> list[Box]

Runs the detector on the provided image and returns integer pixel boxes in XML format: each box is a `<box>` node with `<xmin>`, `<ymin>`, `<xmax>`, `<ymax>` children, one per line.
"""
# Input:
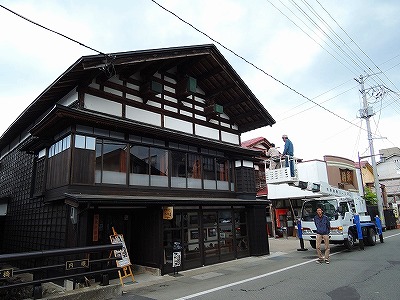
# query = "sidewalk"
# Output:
<box><xmin>37</xmin><ymin>229</ymin><xmax>400</xmax><ymax>299</ymax></box>
<box><xmin>39</xmin><ymin>236</ymin><xmax>303</xmax><ymax>300</ymax></box>
<box><xmin>115</xmin><ymin>236</ymin><xmax>302</xmax><ymax>291</ymax></box>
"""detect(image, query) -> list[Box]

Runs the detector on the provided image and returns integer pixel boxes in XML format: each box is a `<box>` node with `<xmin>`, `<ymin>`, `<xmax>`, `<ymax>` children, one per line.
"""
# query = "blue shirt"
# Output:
<box><xmin>314</xmin><ymin>214</ymin><xmax>330</xmax><ymax>235</ymax></box>
<box><xmin>282</xmin><ymin>138</ymin><xmax>294</xmax><ymax>156</ymax></box>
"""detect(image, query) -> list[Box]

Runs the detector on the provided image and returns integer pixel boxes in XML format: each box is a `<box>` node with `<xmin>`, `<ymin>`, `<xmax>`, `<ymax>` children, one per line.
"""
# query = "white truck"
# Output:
<box><xmin>265</xmin><ymin>157</ymin><xmax>381</xmax><ymax>250</ymax></box>
<box><xmin>298</xmin><ymin>181</ymin><xmax>378</xmax><ymax>250</ymax></box>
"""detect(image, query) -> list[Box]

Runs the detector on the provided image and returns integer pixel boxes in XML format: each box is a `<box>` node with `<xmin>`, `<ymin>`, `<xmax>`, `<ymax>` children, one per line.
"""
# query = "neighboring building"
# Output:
<box><xmin>0</xmin><ymin>44</ymin><xmax>276</xmax><ymax>274</ymax></box>
<box><xmin>241</xmin><ymin>137</ymin><xmax>274</xmax><ymax>192</ymax></box>
<box><xmin>324</xmin><ymin>155</ymin><xmax>360</xmax><ymax>192</ymax></box>
<box><xmin>377</xmin><ymin>147</ymin><xmax>400</xmax><ymax>220</ymax></box>
<box><xmin>241</xmin><ymin>137</ymin><xmax>275</xmax><ymax>236</ymax></box>
<box><xmin>355</xmin><ymin>160</ymin><xmax>374</xmax><ymax>196</ymax></box>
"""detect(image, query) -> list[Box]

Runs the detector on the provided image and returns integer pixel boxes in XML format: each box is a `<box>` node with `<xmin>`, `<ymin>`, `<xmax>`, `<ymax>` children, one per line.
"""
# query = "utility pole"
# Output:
<box><xmin>356</xmin><ymin>74</ymin><xmax>386</xmax><ymax>228</ymax></box>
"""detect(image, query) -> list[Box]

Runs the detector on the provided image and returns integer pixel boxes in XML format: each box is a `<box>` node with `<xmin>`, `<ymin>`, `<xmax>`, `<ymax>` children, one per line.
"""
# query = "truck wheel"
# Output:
<box><xmin>344</xmin><ymin>231</ymin><xmax>355</xmax><ymax>250</ymax></box>
<box><xmin>310</xmin><ymin>240</ymin><xmax>316</xmax><ymax>249</ymax></box>
<box><xmin>366</xmin><ymin>228</ymin><xmax>376</xmax><ymax>246</ymax></box>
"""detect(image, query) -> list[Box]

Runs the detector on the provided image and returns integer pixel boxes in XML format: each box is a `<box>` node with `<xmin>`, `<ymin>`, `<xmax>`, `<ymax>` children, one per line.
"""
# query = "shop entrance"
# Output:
<box><xmin>163</xmin><ymin>207</ymin><xmax>249</xmax><ymax>274</ymax></box>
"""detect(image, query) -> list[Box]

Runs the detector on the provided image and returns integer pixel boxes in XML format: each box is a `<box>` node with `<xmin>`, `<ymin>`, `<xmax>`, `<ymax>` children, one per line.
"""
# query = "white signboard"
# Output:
<box><xmin>110</xmin><ymin>234</ymin><xmax>131</xmax><ymax>268</ymax></box>
<box><xmin>172</xmin><ymin>251</ymin><xmax>181</xmax><ymax>267</ymax></box>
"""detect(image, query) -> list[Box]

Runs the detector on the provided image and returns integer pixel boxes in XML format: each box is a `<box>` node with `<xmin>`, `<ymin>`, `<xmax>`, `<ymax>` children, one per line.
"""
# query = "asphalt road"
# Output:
<box><xmin>117</xmin><ymin>231</ymin><xmax>400</xmax><ymax>300</ymax></box>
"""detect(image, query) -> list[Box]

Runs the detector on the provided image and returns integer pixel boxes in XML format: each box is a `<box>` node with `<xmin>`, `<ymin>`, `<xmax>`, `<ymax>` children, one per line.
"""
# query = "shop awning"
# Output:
<box><xmin>64</xmin><ymin>193</ymin><xmax>270</xmax><ymax>207</ymax></box>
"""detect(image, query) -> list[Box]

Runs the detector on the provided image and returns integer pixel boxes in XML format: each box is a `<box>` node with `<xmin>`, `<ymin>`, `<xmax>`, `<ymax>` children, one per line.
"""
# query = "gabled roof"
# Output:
<box><xmin>0</xmin><ymin>44</ymin><xmax>275</xmax><ymax>149</ymax></box>
<box><xmin>355</xmin><ymin>160</ymin><xmax>373</xmax><ymax>172</ymax></box>
<box><xmin>241</xmin><ymin>136</ymin><xmax>272</xmax><ymax>149</ymax></box>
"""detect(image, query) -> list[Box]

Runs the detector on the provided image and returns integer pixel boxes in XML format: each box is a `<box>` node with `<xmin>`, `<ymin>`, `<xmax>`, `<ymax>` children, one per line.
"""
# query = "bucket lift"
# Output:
<box><xmin>265</xmin><ymin>155</ymin><xmax>298</xmax><ymax>184</ymax></box>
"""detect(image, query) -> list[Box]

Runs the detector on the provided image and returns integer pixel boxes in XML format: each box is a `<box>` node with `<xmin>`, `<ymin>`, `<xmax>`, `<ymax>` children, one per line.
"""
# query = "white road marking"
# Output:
<box><xmin>175</xmin><ymin>231</ymin><xmax>400</xmax><ymax>300</ymax></box>
<box><xmin>175</xmin><ymin>258</ymin><xmax>316</xmax><ymax>300</ymax></box>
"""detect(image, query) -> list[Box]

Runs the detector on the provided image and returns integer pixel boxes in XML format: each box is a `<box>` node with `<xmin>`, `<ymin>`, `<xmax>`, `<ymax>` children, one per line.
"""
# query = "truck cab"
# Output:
<box><xmin>301</xmin><ymin>197</ymin><xmax>350</xmax><ymax>248</ymax></box>
<box><xmin>300</xmin><ymin>196</ymin><xmax>377</xmax><ymax>249</ymax></box>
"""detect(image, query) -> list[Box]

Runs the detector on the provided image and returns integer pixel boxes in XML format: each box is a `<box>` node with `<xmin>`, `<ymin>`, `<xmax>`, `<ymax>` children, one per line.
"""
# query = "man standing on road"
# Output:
<box><xmin>314</xmin><ymin>207</ymin><xmax>330</xmax><ymax>264</ymax></box>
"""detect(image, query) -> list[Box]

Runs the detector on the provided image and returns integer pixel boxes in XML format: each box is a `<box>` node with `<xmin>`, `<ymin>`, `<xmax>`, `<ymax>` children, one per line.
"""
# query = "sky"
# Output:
<box><xmin>1</xmin><ymin>0</ymin><xmax>400</xmax><ymax>163</ymax></box>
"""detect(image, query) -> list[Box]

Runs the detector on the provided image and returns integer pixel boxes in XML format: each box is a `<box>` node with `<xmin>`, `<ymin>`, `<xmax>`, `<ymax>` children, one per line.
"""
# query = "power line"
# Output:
<box><xmin>301</xmin><ymin>0</ymin><xmax>374</xmax><ymax>74</ymax></box>
<box><xmin>268</xmin><ymin>0</ymin><xmax>360</xmax><ymax>75</ymax></box>
<box><xmin>316</xmin><ymin>0</ymin><xmax>400</xmax><ymax>98</ymax></box>
<box><xmin>278</xmin><ymin>84</ymin><xmax>358</xmax><ymax>122</ymax></box>
<box><xmin>0</xmin><ymin>4</ymin><xmax>109</xmax><ymax>57</ymax></box>
<box><xmin>271</xmin><ymin>0</ymin><xmax>399</xmax><ymax>142</ymax></box>
<box><xmin>288</xmin><ymin>0</ymin><xmax>366</xmax><ymax>74</ymax></box>
<box><xmin>277</xmin><ymin>78</ymin><xmax>354</xmax><ymax>117</ymax></box>
<box><xmin>2</xmin><ymin>1</ymin><xmax>395</xmax><ymax>143</ymax></box>
<box><xmin>150</xmin><ymin>0</ymin><xmax>366</xmax><ymax>131</ymax></box>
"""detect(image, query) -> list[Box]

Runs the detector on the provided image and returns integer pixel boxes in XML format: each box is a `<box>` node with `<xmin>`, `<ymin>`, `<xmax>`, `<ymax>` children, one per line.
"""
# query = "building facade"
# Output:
<box><xmin>377</xmin><ymin>148</ymin><xmax>400</xmax><ymax>222</ymax></box>
<box><xmin>0</xmin><ymin>45</ymin><xmax>275</xmax><ymax>275</ymax></box>
<box><xmin>324</xmin><ymin>155</ymin><xmax>360</xmax><ymax>192</ymax></box>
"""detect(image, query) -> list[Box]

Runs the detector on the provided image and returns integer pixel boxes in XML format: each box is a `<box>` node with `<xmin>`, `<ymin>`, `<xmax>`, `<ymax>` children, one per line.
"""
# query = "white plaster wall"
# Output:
<box><xmin>126</xmin><ymin>106</ymin><xmax>161</xmax><ymax>126</ymax></box>
<box><xmin>85</xmin><ymin>94</ymin><xmax>122</xmax><ymax>117</ymax></box>
<box><xmin>164</xmin><ymin>116</ymin><xmax>192</xmax><ymax>134</ymax></box>
<box><xmin>195</xmin><ymin>124</ymin><xmax>219</xmax><ymax>140</ymax></box>
<box><xmin>221</xmin><ymin>131</ymin><xmax>239</xmax><ymax>145</ymax></box>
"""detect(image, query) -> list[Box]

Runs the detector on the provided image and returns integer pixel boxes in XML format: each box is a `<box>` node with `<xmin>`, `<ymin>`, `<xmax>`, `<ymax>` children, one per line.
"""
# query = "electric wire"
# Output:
<box><xmin>150</xmin><ymin>0</ymin><xmax>367</xmax><ymax>132</ymax></box>
<box><xmin>302</xmin><ymin>0</ymin><xmax>373</xmax><ymax>74</ymax></box>
<box><xmin>1</xmin><ymin>1</ymin><xmax>396</xmax><ymax>144</ymax></box>
<box><xmin>288</xmin><ymin>0</ymin><xmax>400</xmax><ymax>117</ymax></box>
<box><xmin>0</xmin><ymin>4</ymin><xmax>110</xmax><ymax>58</ymax></box>
<box><xmin>269</xmin><ymin>0</ymin><xmax>359</xmax><ymax>75</ymax></box>
<box><xmin>281</xmin><ymin>0</ymin><xmax>400</xmax><ymax>142</ymax></box>
<box><xmin>277</xmin><ymin>84</ymin><xmax>358</xmax><ymax>122</ymax></box>
<box><xmin>288</xmin><ymin>0</ymin><xmax>367</xmax><ymax>74</ymax></box>
<box><xmin>277</xmin><ymin>78</ymin><xmax>355</xmax><ymax>117</ymax></box>
<box><xmin>316</xmin><ymin>0</ymin><xmax>400</xmax><ymax>102</ymax></box>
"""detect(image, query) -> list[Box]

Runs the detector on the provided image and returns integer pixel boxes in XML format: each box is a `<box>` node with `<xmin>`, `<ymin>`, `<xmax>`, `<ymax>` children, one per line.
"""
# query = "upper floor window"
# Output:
<box><xmin>80</xmin><ymin>130</ymin><xmax>234</xmax><ymax>191</ymax></box>
<box><xmin>49</xmin><ymin>135</ymin><xmax>71</xmax><ymax>157</ymax></box>
<box><xmin>340</xmin><ymin>169</ymin><xmax>353</xmax><ymax>185</ymax></box>
<box><xmin>75</xmin><ymin>135</ymin><xmax>95</xmax><ymax>150</ymax></box>
<box><xmin>95</xmin><ymin>139</ymin><xmax>127</xmax><ymax>185</ymax></box>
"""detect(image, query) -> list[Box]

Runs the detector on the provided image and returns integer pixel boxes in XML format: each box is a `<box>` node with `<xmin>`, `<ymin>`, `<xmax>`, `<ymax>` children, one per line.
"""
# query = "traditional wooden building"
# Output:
<box><xmin>0</xmin><ymin>44</ymin><xmax>275</xmax><ymax>275</ymax></box>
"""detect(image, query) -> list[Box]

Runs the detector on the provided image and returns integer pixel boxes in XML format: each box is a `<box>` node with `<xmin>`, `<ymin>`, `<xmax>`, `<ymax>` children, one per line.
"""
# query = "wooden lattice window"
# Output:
<box><xmin>340</xmin><ymin>169</ymin><xmax>353</xmax><ymax>185</ymax></box>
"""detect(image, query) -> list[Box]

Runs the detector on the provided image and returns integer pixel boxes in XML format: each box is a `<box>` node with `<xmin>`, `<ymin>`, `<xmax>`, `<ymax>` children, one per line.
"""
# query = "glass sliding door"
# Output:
<box><xmin>202</xmin><ymin>211</ymin><xmax>219</xmax><ymax>264</ymax></box>
<box><xmin>183</xmin><ymin>212</ymin><xmax>202</xmax><ymax>269</ymax></box>
<box><xmin>218</xmin><ymin>210</ymin><xmax>235</xmax><ymax>261</ymax></box>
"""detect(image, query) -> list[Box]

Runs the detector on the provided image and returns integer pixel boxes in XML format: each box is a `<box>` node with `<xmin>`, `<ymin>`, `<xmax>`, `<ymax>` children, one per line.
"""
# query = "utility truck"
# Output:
<box><xmin>266</xmin><ymin>156</ymin><xmax>380</xmax><ymax>250</ymax></box>
<box><xmin>298</xmin><ymin>181</ymin><xmax>378</xmax><ymax>249</ymax></box>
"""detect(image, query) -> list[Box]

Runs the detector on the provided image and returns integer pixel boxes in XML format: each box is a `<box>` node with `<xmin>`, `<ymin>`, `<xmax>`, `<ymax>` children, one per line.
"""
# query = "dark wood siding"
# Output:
<box><xmin>47</xmin><ymin>149</ymin><xmax>71</xmax><ymax>189</ymax></box>
<box><xmin>33</xmin><ymin>157</ymin><xmax>46</xmax><ymax>196</ymax></box>
<box><xmin>235</xmin><ymin>167</ymin><xmax>256</xmax><ymax>194</ymax></box>
<box><xmin>71</xmin><ymin>148</ymin><xmax>95</xmax><ymax>185</ymax></box>
<box><xmin>0</xmin><ymin>142</ymin><xmax>68</xmax><ymax>253</ymax></box>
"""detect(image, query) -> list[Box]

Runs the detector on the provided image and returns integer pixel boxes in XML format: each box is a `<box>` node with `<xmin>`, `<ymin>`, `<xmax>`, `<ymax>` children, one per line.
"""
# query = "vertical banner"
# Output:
<box><xmin>93</xmin><ymin>214</ymin><xmax>99</xmax><ymax>242</ymax></box>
